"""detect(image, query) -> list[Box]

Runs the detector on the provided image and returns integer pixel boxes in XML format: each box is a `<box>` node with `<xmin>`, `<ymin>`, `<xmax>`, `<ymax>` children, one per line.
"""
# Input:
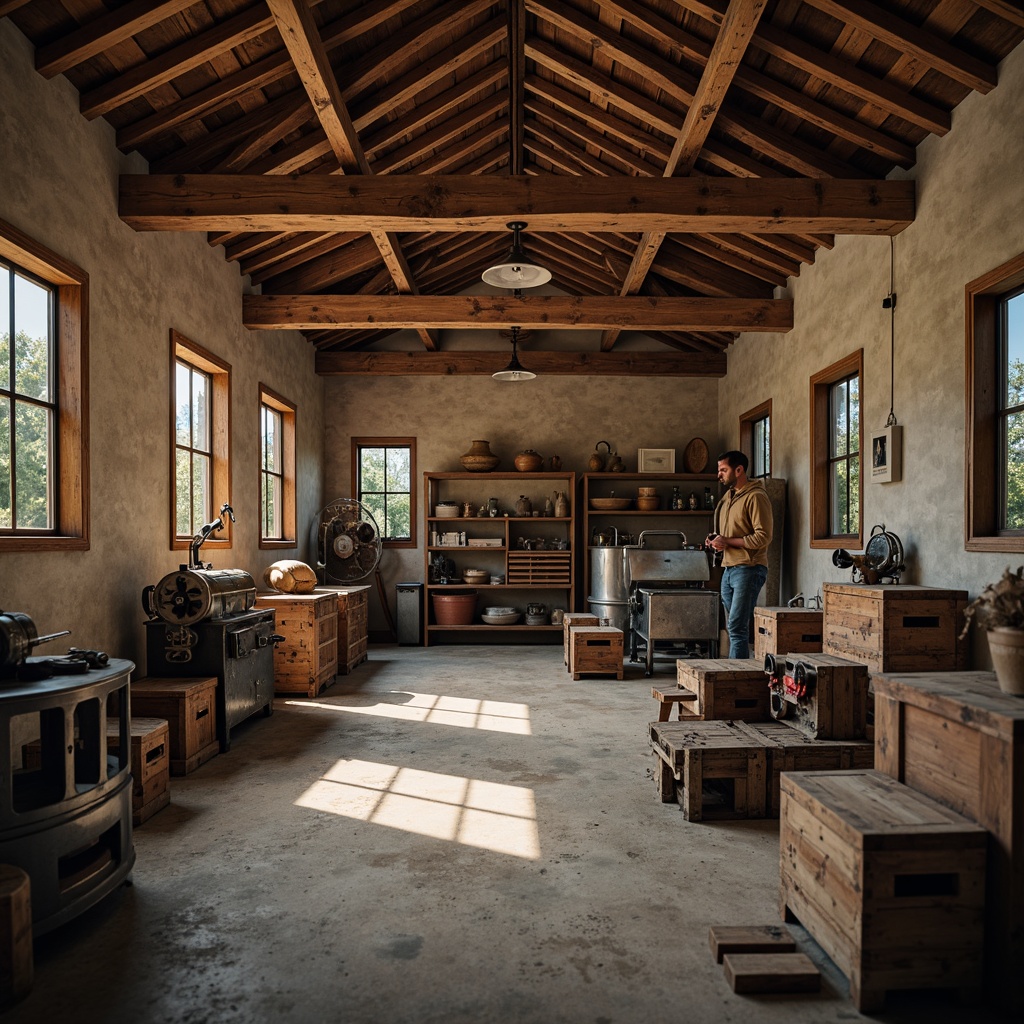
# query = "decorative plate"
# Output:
<box><xmin>684</xmin><ymin>437</ymin><xmax>710</xmax><ymax>473</ymax></box>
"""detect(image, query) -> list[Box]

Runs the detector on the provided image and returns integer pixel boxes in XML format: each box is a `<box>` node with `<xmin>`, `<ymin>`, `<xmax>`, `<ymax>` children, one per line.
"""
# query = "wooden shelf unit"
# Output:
<box><xmin>424</xmin><ymin>471</ymin><xmax>576</xmax><ymax>645</ymax></box>
<box><xmin>581</xmin><ymin>472</ymin><xmax>719</xmax><ymax>604</ymax></box>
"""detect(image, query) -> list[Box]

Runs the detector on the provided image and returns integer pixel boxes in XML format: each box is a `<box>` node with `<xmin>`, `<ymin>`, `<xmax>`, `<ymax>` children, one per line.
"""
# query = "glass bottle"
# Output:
<box><xmin>671</xmin><ymin>486</ymin><xmax>680</xmax><ymax>510</ymax></box>
<box><xmin>704</xmin><ymin>486</ymin><xmax>714</xmax><ymax>509</ymax></box>
<box><xmin>688</xmin><ymin>492</ymin><xmax>698</xmax><ymax>510</ymax></box>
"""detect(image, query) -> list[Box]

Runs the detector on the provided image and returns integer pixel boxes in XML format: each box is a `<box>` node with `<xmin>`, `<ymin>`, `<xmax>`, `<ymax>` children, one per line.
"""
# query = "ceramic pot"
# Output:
<box><xmin>514</xmin><ymin>495</ymin><xmax>532</xmax><ymax>516</ymax></box>
<box><xmin>607</xmin><ymin>452</ymin><xmax>625</xmax><ymax>472</ymax></box>
<box><xmin>588</xmin><ymin>440</ymin><xmax>611</xmax><ymax>472</ymax></box>
<box><xmin>460</xmin><ymin>439</ymin><xmax>499</xmax><ymax>472</ymax></box>
<box><xmin>987</xmin><ymin>627</ymin><xmax>1024</xmax><ymax>695</ymax></box>
<box><xmin>515</xmin><ymin>449</ymin><xmax>543</xmax><ymax>472</ymax></box>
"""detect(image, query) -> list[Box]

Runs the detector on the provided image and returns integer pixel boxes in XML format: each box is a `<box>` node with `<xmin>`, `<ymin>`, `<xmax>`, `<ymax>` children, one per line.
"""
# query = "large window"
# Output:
<box><xmin>966</xmin><ymin>251</ymin><xmax>1024</xmax><ymax>550</ymax></box>
<box><xmin>740</xmin><ymin>399</ymin><xmax>771</xmax><ymax>479</ymax></box>
<box><xmin>259</xmin><ymin>384</ymin><xmax>296</xmax><ymax>548</ymax></box>
<box><xmin>810</xmin><ymin>350</ymin><xmax>863</xmax><ymax>547</ymax></box>
<box><xmin>0</xmin><ymin>219</ymin><xmax>88</xmax><ymax>551</ymax></box>
<box><xmin>171</xmin><ymin>331</ymin><xmax>230</xmax><ymax>549</ymax></box>
<box><xmin>352</xmin><ymin>437</ymin><xmax>415</xmax><ymax>548</ymax></box>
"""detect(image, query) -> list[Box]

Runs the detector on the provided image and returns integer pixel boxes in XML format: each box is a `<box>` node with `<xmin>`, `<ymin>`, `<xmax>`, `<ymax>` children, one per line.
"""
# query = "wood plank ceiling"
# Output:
<box><xmin>7</xmin><ymin>0</ymin><xmax>1024</xmax><ymax>375</ymax></box>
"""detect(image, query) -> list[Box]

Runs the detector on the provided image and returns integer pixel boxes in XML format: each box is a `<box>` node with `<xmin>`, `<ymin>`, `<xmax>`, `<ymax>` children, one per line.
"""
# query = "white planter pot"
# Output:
<box><xmin>987</xmin><ymin>627</ymin><xmax>1024</xmax><ymax>696</ymax></box>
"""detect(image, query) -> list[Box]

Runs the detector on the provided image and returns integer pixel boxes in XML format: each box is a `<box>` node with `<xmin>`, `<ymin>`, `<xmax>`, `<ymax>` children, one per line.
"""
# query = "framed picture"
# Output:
<box><xmin>637</xmin><ymin>448</ymin><xmax>676</xmax><ymax>473</ymax></box>
<box><xmin>870</xmin><ymin>425</ymin><xmax>902</xmax><ymax>484</ymax></box>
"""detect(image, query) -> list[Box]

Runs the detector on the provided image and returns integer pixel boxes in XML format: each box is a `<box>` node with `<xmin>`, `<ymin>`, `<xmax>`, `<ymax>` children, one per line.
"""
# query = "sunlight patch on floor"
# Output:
<box><xmin>295</xmin><ymin>758</ymin><xmax>540</xmax><ymax>859</ymax></box>
<box><xmin>283</xmin><ymin>691</ymin><xmax>532</xmax><ymax>734</ymax></box>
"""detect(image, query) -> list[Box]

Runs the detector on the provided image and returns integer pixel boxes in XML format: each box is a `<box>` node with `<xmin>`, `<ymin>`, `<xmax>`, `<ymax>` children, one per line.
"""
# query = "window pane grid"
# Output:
<box><xmin>175</xmin><ymin>359</ymin><xmax>213</xmax><ymax>537</ymax></box>
<box><xmin>358</xmin><ymin>445</ymin><xmax>412</xmax><ymax>542</ymax></box>
<box><xmin>999</xmin><ymin>287</ymin><xmax>1024</xmax><ymax>531</ymax></box>
<box><xmin>260</xmin><ymin>403</ymin><xmax>284</xmax><ymax>540</ymax></box>
<box><xmin>828</xmin><ymin>373</ymin><xmax>860</xmax><ymax>536</ymax></box>
<box><xmin>751</xmin><ymin>415</ymin><xmax>770</xmax><ymax>478</ymax></box>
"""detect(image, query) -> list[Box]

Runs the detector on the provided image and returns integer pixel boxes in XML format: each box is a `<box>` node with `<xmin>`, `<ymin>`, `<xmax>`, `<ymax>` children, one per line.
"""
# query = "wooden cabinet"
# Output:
<box><xmin>423</xmin><ymin>471</ymin><xmax>576</xmax><ymax>644</ymax></box>
<box><xmin>318</xmin><ymin>585</ymin><xmax>371</xmax><ymax>673</ymax></box>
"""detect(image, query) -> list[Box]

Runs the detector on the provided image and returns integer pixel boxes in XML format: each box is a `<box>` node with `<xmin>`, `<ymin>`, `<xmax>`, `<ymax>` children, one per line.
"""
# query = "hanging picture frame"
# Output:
<box><xmin>637</xmin><ymin>448</ymin><xmax>675</xmax><ymax>473</ymax></box>
<box><xmin>870</xmin><ymin>425</ymin><xmax>902</xmax><ymax>484</ymax></box>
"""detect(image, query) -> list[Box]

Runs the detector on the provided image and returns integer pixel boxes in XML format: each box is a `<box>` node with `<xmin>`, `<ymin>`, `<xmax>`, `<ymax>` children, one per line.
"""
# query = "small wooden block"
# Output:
<box><xmin>651</xmin><ymin>686</ymin><xmax>699</xmax><ymax>721</ymax></box>
<box><xmin>723</xmin><ymin>952</ymin><xmax>821</xmax><ymax>994</ymax></box>
<box><xmin>709</xmin><ymin>924</ymin><xmax>796</xmax><ymax>964</ymax></box>
<box><xmin>0</xmin><ymin>864</ymin><xmax>33</xmax><ymax>1005</ymax></box>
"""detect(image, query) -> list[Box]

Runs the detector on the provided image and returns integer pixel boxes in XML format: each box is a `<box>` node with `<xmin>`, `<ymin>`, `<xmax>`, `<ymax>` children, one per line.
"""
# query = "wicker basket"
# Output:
<box><xmin>432</xmin><ymin>590</ymin><xmax>477</xmax><ymax>625</ymax></box>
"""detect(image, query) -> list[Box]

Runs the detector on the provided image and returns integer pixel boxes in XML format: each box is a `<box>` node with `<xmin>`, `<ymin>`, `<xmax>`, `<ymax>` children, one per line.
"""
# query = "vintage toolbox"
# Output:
<box><xmin>763</xmin><ymin>652</ymin><xmax>870</xmax><ymax>739</ymax></box>
<box><xmin>254</xmin><ymin>591</ymin><xmax>338</xmax><ymax>696</ymax></box>
<box><xmin>753</xmin><ymin>606</ymin><xmax>823</xmax><ymax>661</ymax></box>
<box><xmin>130</xmin><ymin>676</ymin><xmax>219</xmax><ymax>775</ymax></box>
<box><xmin>872</xmin><ymin>670</ymin><xmax>1024</xmax><ymax>1011</ymax></box>
<box><xmin>822</xmin><ymin>583</ymin><xmax>967</xmax><ymax>673</ymax></box>
<box><xmin>675</xmin><ymin>658</ymin><xmax>770</xmax><ymax>721</ymax></box>
<box><xmin>780</xmin><ymin>769</ymin><xmax>986</xmax><ymax>1013</ymax></box>
<box><xmin>569</xmin><ymin>625</ymin><xmax>623</xmax><ymax>680</ymax></box>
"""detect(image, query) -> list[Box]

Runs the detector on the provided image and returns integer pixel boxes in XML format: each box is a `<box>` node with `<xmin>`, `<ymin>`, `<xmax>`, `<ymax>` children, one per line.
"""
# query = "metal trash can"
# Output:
<box><xmin>396</xmin><ymin>582</ymin><xmax>424</xmax><ymax>645</ymax></box>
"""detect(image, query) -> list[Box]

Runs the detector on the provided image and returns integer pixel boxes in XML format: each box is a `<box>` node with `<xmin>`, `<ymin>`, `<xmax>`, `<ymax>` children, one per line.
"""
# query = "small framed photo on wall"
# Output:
<box><xmin>870</xmin><ymin>425</ymin><xmax>902</xmax><ymax>484</ymax></box>
<box><xmin>637</xmin><ymin>448</ymin><xmax>676</xmax><ymax>473</ymax></box>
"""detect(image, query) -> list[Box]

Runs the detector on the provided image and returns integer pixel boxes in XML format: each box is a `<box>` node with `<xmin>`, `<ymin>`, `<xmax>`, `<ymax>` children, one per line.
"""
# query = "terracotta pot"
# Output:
<box><xmin>987</xmin><ymin>627</ymin><xmax>1024</xmax><ymax>695</ymax></box>
<box><xmin>515</xmin><ymin>449</ymin><xmax>543</xmax><ymax>472</ymax></box>
<box><xmin>460</xmin><ymin>439</ymin><xmax>499</xmax><ymax>472</ymax></box>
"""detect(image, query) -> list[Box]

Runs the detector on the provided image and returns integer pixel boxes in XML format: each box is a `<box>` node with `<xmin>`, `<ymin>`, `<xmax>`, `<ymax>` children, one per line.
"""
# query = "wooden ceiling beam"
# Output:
<box><xmin>245</xmin><ymin>232</ymin><xmax>365</xmax><ymax>283</ymax></box>
<box><xmin>119</xmin><ymin>175</ymin><xmax>916</xmax><ymax>234</ymax></box>
<box><xmin>313</xmin><ymin>349</ymin><xmax>728</xmax><ymax>377</ymax></box>
<box><xmin>969</xmin><ymin>0</ymin><xmax>1024</xmax><ymax>30</ymax></box>
<box><xmin>242</xmin><ymin>294</ymin><xmax>793</xmax><ymax>332</ymax></box>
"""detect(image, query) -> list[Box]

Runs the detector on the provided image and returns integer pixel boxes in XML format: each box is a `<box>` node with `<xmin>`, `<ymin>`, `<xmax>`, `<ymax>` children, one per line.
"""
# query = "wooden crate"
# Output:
<box><xmin>780</xmin><ymin>769</ymin><xmax>986</xmax><ymax>1013</ymax></box>
<box><xmin>649</xmin><ymin>720</ymin><xmax>770</xmax><ymax>821</ymax></box>
<box><xmin>255</xmin><ymin>592</ymin><xmax>339</xmax><ymax>696</ymax></box>
<box><xmin>822</xmin><ymin>583</ymin><xmax>967</xmax><ymax>673</ymax></box>
<box><xmin>319</xmin><ymin>585</ymin><xmax>371</xmax><ymax>674</ymax></box>
<box><xmin>675</xmin><ymin>658</ymin><xmax>770</xmax><ymax>721</ymax></box>
<box><xmin>753</xmin><ymin>606</ymin><xmax>823</xmax><ymax>661</ymax></box>
<box><xmin>569</xmin><ymin>626</ymin><xmax>623</xmax><ymax>680</ymax></box>
<box><xmin>130</xmin><ymin>676</ymin><xmax>219</xmax><ymax>776</ymax></box>
<box><xmin>563</xmin><ymin>613</ymin><xmax>599</xmax><ymax>666</ymax></box>
<box><xmin>767</xmin><ymin>653</ymin><xmax>870</xmax><ymax>740</ymax></box>
<box><xmin>872</xmin><ymin>670</ymin><xmax>1024</xmax><ymax>1011</ymax></box>
<box><xmin>107</xmin><ymin>717</ymin><xmax>170</xmax><ymax>826</ymax></box>
<box><xmin>744</xmin><ymin>720</ymin><xmax>874</xmax><ymax>817</ymax></box>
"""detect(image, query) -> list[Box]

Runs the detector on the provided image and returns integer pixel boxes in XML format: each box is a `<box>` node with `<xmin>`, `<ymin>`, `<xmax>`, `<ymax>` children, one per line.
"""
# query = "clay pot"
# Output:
<box><xmin>515</xmin><ymin>449</ymin><xmax>544</xmax><ymax>472</ymax></box>
<box><xmin>514</xmin><ymin>495</ymin><xmax>533</xmax><ymax>516</ymax></box>
<box><xmin>987</xmin><ymin>628</ymin><xmax>1024</xmax><ymax>695</ymax></box>
<box><xmin>589</xmin><ymin>440</ymin><xmax>611</xmax><ymax>472</ymax></box>
<box><xmin>460</xmin><ymin>439</ymin><xmax>499</xmax><ymax>472</ymax></box>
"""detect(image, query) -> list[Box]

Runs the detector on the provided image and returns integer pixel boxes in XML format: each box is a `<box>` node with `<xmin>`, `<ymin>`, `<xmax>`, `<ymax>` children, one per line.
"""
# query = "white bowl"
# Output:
<box><xmin>483</xmin><ymin>606</ymin><xmax>517</xmax><ymax>615</ymax></box>
<box><xmin>481</xmin><ymin>612</ymin><xmax>520</xmax><ymax>625</ymax></box>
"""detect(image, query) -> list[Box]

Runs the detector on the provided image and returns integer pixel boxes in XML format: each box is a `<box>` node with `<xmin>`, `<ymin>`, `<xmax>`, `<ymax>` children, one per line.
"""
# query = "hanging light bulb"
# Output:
<box><xmin>492</xmin><ymin>326</ymin><xmax>536</xmax><ymax>381</ymax></box>
<box><xmin>481</xmin><ymin>222</ymin><xmax>551</xmax><ymax>288</ymax></box>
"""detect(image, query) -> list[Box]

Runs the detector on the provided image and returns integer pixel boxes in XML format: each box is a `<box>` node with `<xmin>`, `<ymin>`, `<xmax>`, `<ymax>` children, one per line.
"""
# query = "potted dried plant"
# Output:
<box><xmin>961</xmin><ymin>566</ymin><xmax>1024</xmax><ymax>695</ymax></box>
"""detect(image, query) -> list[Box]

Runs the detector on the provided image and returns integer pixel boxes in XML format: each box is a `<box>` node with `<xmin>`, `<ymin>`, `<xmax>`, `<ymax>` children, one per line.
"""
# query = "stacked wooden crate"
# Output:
<box><xmin>107</xmin><ymin>717</ymin><xmax>171</xmax><ymax>825</ymax></box>
<box><xmin>254</xmin><ymin>592</ymin><xmax>338</xmax><ymax>697</ymax></box>
<box><xmin>318</xmin><ymin>585</ymin><xmax>371</xmax><ymax>674</ymax></box>
<box><xmin>753</xmin><ymin>606</ymin><xmax>823</xmax><ymax>662</ymax></box>
<box><xmin>131</xmin><ymin>676</ymin><xmax>219</xmax><ymax>775</ymax></box>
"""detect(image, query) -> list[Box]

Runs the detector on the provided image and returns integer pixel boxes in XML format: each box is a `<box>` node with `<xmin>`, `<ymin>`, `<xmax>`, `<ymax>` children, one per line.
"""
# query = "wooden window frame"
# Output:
<box><xmin>739</xmin><ymin>399</ymin><xmax>772</xmax><ymax>479</ymax></box>
<box><xmin>966</xmin><ymin>250</ymin><xmax>1024</xmax><ymax>551</ymax></box>
<box><xmin>351</xmin><ymin>436</ymin><xmax>416</xmax><ymax>549</ymax></box>
<box><xmin>258</xmin><ymin>383</ymin><xmax>296</xmax><ymax>549</ymax></box>
<box><xmin>810</xmin><ymin>349</ymin><xmax>863</xmax><ymax>549</ymax></box>
<box><xmin>170</xmin><ymin>330</ymin><xmax>231</xmax><ymax>551</ymax></box>
<box><xmin>0</xmin><ymin>218</ymin><xmax>88</xmax><ymax>552</ymax></box>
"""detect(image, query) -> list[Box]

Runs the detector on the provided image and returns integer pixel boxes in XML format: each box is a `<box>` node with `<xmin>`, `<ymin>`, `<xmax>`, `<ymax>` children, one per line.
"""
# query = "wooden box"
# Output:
<box><xmin>130</xmin><ymin>676</ymin><xmax>219</xmax><ymax>776</ymax></box>
<box><xmin>108</xmin><ymin>717</ymin><xmax>170</xmax><ymax>826</ymax></box>
<box><xmin>872</xmin><ymin>670</ymin><xmax>1024</xmax><ymax>1010</ymax></box>
<box><xmin>675</xmin><ymin>658</ymin><xmax>769</xmax><ymax>721</ymax></box>
<box><xmin>822</xmin><ymin>583</ymin><xmax>967</xmax><ymax>673</ymax></box>
<box><xmin>753</xmin><ymin>606</ymin><xmax>823</xmax><ymax>661</ymax></box>
<box><xmin>767</xmin><ymin>653</ymin><xmax>870</xmax><ymax>740</ymax></box>
<box><xmin>319</xmin><ymin>585</ymin><xmax>371</xmax><ymax>674</ymax></box>
<box><xmin>569</xmin><ymin>626</ymin><xmax>623</xmax><ymax>680</ymax></box>
<box><xmin>563</xmin><ymin>613</ymin><xmax>599</xmax><ymax>666</ymax></box>
<box><xmin>780</xmin><ymin>769</ymin><xmax>987</xmax><ymax>1012</ymax></box>
<box><xmin>650</xmin><ymin>720</ymin><xmax>770</xmax><ymax>821</ymax></box>
<box><xmin>255</xmin><ymin>592</ymin><xmax>339</xmax><ymax>696</ymax></box>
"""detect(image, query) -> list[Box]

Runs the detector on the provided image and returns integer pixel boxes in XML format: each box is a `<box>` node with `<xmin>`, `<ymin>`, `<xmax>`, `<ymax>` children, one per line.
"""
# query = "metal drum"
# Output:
<box><xmin>142</xmin><ymin>568</ymin><xmax>256</xmax><ymax>626</ymax></box>
<box><xmin>587</xmin><ymin>546</ymin><xmax>630</xmax><ymax>632</ymax></box>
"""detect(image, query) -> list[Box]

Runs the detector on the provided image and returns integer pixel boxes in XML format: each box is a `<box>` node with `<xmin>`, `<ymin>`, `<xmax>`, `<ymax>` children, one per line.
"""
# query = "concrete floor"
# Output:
<box><xmin>7</xmin><ymin>645</ymin><xmax>1007</xmax><ymax>1024</ymax></box>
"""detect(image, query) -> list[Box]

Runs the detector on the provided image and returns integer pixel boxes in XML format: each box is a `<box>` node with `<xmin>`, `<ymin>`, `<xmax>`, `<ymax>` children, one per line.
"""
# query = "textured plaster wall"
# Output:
<box><xmin>324</xmin><ymin>372</ymin><xmax>720</xmax><ymax>631</ymax></box>
<box><xmin>0</xmin><ymin>22</ymin><xmax>324</xmax><ymax>665</ymax></box>
<box><xmin>718</xmin><ymin>43</ymin><xmax>1024</xmax><ymax>654</ymax></box>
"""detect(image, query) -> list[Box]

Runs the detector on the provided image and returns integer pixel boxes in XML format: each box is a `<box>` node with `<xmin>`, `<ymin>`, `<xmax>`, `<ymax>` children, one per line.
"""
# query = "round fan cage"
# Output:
<box><xmin>312</xmin><ymin>499</ymin><xmax>383</xmax><ymax>584</ymax></box>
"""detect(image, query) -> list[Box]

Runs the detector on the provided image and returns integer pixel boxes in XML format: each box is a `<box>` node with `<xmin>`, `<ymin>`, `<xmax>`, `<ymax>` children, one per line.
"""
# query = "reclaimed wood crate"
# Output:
<box><xmin>753</xmin><ymin>606</ymin><xmax>823</xmax><ymax>661</ymax></box>
<box><xmin>563</xmin><ymin>613</ymin><xmax>599</xmax><ymax>666</ymax></box>
<box><xmin>872</xmin><ymin>670</ymin><xmax>1024</xmax><ymax>1011</ymax></box>
<box><xmin>675</xmin><ymin>658</ymin><xmax>770</xmax><ymax>721</ymax></box>
<box><xmin>319</xmin><ymin>585</ymin><xmax>371</xmax><ymax>674</ymax></box>
<box><xmin>780</xmin><ymin>769</ymin><xmax>986</xmax><ymax>1013</ymax></box>
<box><xmin>650</xmin><ymin>720</ymin><xmax>770</xmax><ymax>821</ymax></box>
<box><xmin>108</xmin><ymin>717</ymin><xmax>170</xmax><ymax>826</ymax></box>
<box><xmin>255</xmin><ymin>592</ymin><xmax>339</xmax><ymax>696</ymax></box>
<box><xmin>130</xmin><ymin>676</ymin><xmax>219</xmax><ymax>776</ymax></box>
<box><xmin>822</xmin><ymin>583</ymin><xmax>967</xmax><ymax>673</ymax></box>
<box><xmin>767</xmin><ymin>653</ymin><xmax>870</xmax><ymax>740</ymax></box>
<box><xmin>569</xmin><ymin>626</ymin><xmax>623</xmax><ymax>680</ymax></box>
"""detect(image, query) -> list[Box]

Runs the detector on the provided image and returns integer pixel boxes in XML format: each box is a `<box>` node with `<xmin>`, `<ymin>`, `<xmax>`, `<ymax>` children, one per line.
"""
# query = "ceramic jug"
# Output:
<box><xmin>514</xmin><ymin>495</ymin><xmax>532</xmax><ymax>516</ymax></box>
<box><xmin>607</xmin><ymin>451</ymin><xmax>624</xmax><ymax>472</ymax></box>
<box><xmin>549</xmin><ymin>455</ymin><xmax>562</xmax><ymax>471</ymax></box>
<box><xmin>588</xmin><ymin>440</ymin><xmax>611</xmax><ymax>472</ymax></box>
<box><xmin>553</xmin><ymin>490</ymin><xmax>569</xmax><ymax>517</ymax></box>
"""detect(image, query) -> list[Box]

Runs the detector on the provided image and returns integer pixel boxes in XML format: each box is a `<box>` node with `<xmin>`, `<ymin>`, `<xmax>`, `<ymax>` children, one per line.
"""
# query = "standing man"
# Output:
<box><xmin>705</xmin><ymin>451</ymin><xmax>773</xmax><ymax>659</ymax></box>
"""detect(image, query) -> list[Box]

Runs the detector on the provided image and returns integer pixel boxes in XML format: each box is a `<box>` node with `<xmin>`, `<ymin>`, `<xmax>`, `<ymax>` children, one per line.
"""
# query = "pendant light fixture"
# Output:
<box><xmin>481</xmin><ymin>221</ymin><xmax>551</xmax><ymax>288</ymax></box>
<box><xmin>492</xmin><ymin>325</ymin><xmax>536</xmax><ymax>381</ymax></box>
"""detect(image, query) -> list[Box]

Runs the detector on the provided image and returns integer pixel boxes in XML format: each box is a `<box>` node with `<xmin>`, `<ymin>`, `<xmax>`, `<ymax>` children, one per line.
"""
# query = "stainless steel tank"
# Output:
<box><xmin>587</xmin><ymin>546</ymin><xmax>630</xmax><ymax>632</ymax></box>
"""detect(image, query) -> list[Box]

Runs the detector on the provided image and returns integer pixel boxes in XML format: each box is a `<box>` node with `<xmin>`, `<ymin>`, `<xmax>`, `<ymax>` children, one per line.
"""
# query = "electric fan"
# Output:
<box><xmin>312</xmin><ymin>499</ymin><xmax>383</xmax><ymax>584</ymax></box>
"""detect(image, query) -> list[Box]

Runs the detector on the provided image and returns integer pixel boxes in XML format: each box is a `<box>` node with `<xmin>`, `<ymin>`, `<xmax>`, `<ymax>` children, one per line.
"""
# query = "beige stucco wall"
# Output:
<box><xmin>0</xmin><ymin>22</ymin><xmax>324</xmax><ymax>666</ymax></box>
<box><xmin>719</xmin><ymin>43</ymin><xmax>1024</xmax><ymax>645</ymax></box>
